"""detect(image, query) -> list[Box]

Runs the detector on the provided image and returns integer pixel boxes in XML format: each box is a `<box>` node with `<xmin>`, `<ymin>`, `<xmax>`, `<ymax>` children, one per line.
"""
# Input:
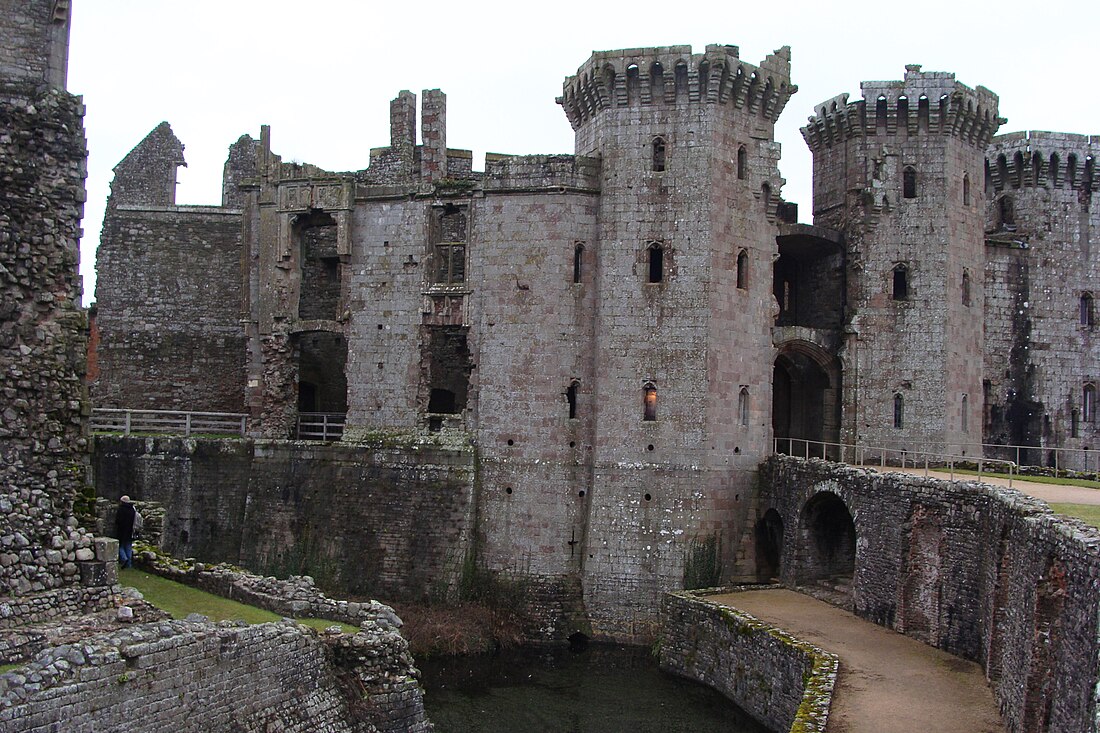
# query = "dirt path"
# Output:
<box><xmin>873</xmin><ymin>466</ymin><xmax>1100</xmax><ymax>505</ymax></box>
<box><xmin>707</xmin><ymin>588</ymin><xmax>1003</xmax><ymax>733</ymax></box>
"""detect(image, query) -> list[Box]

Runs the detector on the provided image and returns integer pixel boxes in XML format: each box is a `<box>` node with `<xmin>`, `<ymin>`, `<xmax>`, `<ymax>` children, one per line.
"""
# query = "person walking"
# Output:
<box><xmin>116</xmin><ymin>495</ymin><xmax>136</xmax><ymax>568</ymax></box>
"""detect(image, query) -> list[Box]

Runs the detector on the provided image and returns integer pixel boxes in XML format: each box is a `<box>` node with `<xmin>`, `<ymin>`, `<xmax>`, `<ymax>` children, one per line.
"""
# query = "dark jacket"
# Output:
<box><xmin>116</xmin><ymin>502</ymin><xmax>136</xmax><ymax>545</ymax></box>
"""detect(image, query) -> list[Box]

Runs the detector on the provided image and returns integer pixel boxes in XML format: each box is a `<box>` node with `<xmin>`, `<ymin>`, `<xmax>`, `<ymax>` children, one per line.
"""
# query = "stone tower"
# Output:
<box><xmin>803</xmin><ymin>66</ymin><xmax>1001</xmax><ymax>455</ymax></box>
<box><xmin>560</xmin><ymin>44</ymin><xmax>796</xmax><ymax>637</ymax></box>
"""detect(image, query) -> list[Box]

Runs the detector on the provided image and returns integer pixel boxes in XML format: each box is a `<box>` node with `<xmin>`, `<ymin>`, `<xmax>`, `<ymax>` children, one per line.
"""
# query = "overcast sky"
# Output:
<box><xmin>68</xmin><ymin>0</ymin><xmax>1096</xmax><ymax>306</ymax></box>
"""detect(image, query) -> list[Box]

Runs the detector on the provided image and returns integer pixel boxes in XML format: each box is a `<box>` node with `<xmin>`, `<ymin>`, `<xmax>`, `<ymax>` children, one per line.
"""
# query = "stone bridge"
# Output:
<box><xmin>748</xmin><ymin>455</ymin><xmax>1100</xmax><ymax>733</ymax></box>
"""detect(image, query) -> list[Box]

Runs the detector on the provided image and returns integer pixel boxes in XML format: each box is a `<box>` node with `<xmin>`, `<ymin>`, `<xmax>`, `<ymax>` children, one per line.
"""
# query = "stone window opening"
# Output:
<box><xmin>893</xmin><ymin>393</ymin><xmax>904</xmax><ymax>429</ymax></box>
<box><xmin>647</xmin><ymin>242</ymin><xmax>665</xmax><ymax>284</ymax></box>
<box><xmin>737</xmin><ymin>145</ymin><xmax>747</xmax><ymax>180</ymax></box>
<box><xmin>1072</xmin><ymin>409</ymin><xmax>1080</xmax><ymax>438</ymax></box>
<box><xmin>1013</xmin><ymin>151</ymin><xmax>1024</xmax><ymax>189</ymax></box>
<box><xmin>739</xmin><ymin>386</ymin><xmax>750</xmax><ymax>427</ymax></box>
<box><xmin>673</xmin><ymin>61</ymin><xmax>689</xmax><ymax>101</ymax></box>
<box><xmin>736</xmin><ymin>249</ymin><xmax>748</xmax><ymax>290</ymax></box>
<box><xmin>432</xmin><ymin>204</ymin><xmax>467</xmax><ymax>286</ymax></box>
<box><xmin>652</xmin><ymin>136</ymin><xmax>667</xmax><ymax>172</ymax></box>
<box><xmin>892</xmin><ymin>264</ymin><xmax>909</xmax><ymax>301</ymax></box>
<box><xmin>1068</xmin><ymin>154</ymin><xmax>1079</xmax><ymax>189</ymax></box>
<box><xmin>1050</xmin><ymin>153</ymin><xmax>1061</xmax><ymax>187</ymax></box>
<box><xmin>761</xmin><ymin>183</ymin><xmax>772</xmax><ymax>214</ymax></box>
<box><xmin>296</xmin><ymin>210</ymin><xmax>341</xmax><ymax>321</ymax></box>
<box><xmin>1032</xmin><ymin>152</ymin><xmax>1043</xmax><ymax>186</ymax></box>
<box><xmin>998</xmin><ymin>195</ymin><xmax>1015</xmax><ymax>229</ymax></box>
<box><xmin>643</xmin><ymin>382</ymin><xmax>657</xmax><ymax>421</ymax></box>
<box><xmin>567</xmin><ymin>380</ymin><xmax>579</xmax><ymax>419</ymax></box>
<box><xmin>1080</xmin><ymin>293</ymin><xmax>1094</xmax><ymax>328</ymax></box>
<box><xmin>422</xmin><ymin>325</ymin><xmax>472</xmax><ymax>420</ymax></box>
<box><xmin>650</xmin><ymin>61</ymin><xmax>665</xmax><ymax>101</ymax></box>
<box><xmin>573</xmin><ymin>242</ymin><xmax>585</xmax><ymax>284</ymax></box>
<box><xmin>963</xmin><ymin>173</ymin><xmax>971</xmax><ymax>205</ymax></box>
<box><xmin>962</xmin><ymin>270</ymin><xmax>972</xmax><ymax>307</ymax></box>
<box><xmin>962</xmin><ymin>394</ymin><xmax>969</xmax><ymax>432</ymax></box>
<box><xmin>1085</xmin><ymin>384</ymin><xmax>1096</xmax><ymax>423</ymax></box>
<box><xmin>903</xmin><ymin>166</ymin><xmax>917</xmax><ymax>199</ymax></box>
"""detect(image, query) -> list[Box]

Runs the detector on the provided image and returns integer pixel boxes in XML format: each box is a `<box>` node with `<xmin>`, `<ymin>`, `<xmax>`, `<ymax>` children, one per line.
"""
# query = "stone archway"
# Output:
<box><xmin>798</xmin><ymin>491</ymin><xmax>856</xmax><ymax>604</ymax></box>
<box><xmin>754</xmin><ymin>508</ymin><xmax>784</xmax><ymax>582</ymax></box>
<box><xmin>772</xmin><ymin>341</ymin><xmax>840</xmax><ymax>457</ymax></box>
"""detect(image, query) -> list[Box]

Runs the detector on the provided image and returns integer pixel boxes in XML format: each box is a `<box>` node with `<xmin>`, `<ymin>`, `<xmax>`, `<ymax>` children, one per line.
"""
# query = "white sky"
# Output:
<box><xmin>68</xmin><ymin>0</ymin><xmax>1097</xmax><ymax>307</ymax></box>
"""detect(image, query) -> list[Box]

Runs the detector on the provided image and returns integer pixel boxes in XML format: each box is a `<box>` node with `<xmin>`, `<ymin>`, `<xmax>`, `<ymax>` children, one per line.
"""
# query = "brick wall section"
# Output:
<box><xmin>660</xmin><ymin>591</ymin><xmax>836</xmax><ymax>733</ymax></box>
<box><xmin>983</xmin><ymin>132</ymin><xmax>1100</xmax><ymax>468</ymax></box>
<box><xmin>0</xmin><ymin>618</ymin><xmax>431</xmax><ymax>733</ymax></box>
<box><xmin>0</xmin><ymin>77</ymin><xmax>95</xmax><ymax>595</ymax></box>
<box><xmin>760</xmin><ymin>455</ymin><xmax>1100</xmax><ymax>733</ymax></box>
<box><xmin>92</xmin><ymin>436</ymin><xmax>477</xmax><ymax>601</ymax></box>
<box><xmin>92</xmin><ymin>201</ymin><xmax>245</xmax><ymax>411</ymax></box>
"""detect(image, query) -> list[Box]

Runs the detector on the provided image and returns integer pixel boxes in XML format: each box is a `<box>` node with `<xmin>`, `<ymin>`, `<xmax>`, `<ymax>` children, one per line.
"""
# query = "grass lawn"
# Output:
<box><xmin>121</xmin><ymin>568</ymin><xmax>358</xmax><ymax>632</ymax></box>
<box><xmin>0</xmin><ymin>662</ymin><xmax>21</xmax><ymax>674</ymax></box>
<box><xmin>949</xmin><ymin>469</ymin><xmax>1100</xmax><ymax>490</ymax></box>
<box><xmin>1049</xmin><ymin>504</ymin><xmax>1100</xmax><ymax>529</ymax></box>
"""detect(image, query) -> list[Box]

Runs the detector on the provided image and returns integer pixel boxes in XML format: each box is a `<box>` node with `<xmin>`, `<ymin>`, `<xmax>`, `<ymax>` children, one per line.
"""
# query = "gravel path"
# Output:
<box><xmin>707</xmin><ymin>588</ymin><xmax>1004</xmax><ymax>733</ymax></box>
<box><xmin>873</xmin><ymin>467</ymin><xmax>1100</xmax><ymax>505</ymax></box>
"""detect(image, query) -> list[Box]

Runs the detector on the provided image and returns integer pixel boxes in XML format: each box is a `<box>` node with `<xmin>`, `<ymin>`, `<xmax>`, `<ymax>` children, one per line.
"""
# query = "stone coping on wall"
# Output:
<box><xmin>660</xmin><ymin>586</ymin><xmax>837</xmax><ymax>733</ymax></box>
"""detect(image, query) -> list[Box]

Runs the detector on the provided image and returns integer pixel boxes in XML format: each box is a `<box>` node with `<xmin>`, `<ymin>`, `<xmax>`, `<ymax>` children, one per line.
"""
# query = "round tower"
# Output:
<box><xmin>803</xmin><ymin>65</ymin><xmax>1002</xmax><ymax>456</ymax></box>
<box><xmin>559</xmin><ymin>44</ymin><xmax>797</xmax><ymax>638</ymax></box>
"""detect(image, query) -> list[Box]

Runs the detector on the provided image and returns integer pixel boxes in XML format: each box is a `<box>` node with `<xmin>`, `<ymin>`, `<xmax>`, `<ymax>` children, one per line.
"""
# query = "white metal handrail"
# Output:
<box><xmin>90</xmin><ymin>408</ymin><xmax>247</xmax><ymax>437</ymax></box>
<box><xmin>773</xmin><ymin>437</ymin><xmax>1026</xmax><ymax>485</ymax></box>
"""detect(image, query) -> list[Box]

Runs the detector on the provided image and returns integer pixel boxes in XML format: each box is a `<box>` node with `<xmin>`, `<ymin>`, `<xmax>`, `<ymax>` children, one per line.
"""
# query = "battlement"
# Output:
<box><xmin>986</xmin><ymin>131</ymin><xmax>1098</xmax><ymax>192</ymax></box>
<box><xmin>802</xmin><ymin>65</ymin><xmax>1002</xmax><ymax>151</ymax></box>
<box><xmin>558</xmin><ymin>44</ymin><xmax>796</xmax><ymax>131</ymax></box>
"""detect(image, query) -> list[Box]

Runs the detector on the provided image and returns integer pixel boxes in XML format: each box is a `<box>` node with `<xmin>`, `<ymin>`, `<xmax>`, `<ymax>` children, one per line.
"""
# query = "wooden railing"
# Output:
<box><xmin>296</xmin><ymin>412</ymin><xmax>345</xmax><ymax>441</ymax></box>
<box><xmin>90</xmin><ymin>408</ymin><xmax>247</xmax><ymax>438</ymax></box>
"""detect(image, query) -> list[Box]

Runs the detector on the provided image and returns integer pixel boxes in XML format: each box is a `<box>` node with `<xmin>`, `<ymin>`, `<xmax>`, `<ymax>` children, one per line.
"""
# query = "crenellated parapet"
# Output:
<box><xmin>802</xmin><ymin>65</ymin><xmax>1002</xmax><ymax>152</ymax></box>
<box><xmin>986</xmin><ymin>131</ymin><xmax>1098</xmax><ymax>192</ymax></box>
<box><xmin>557</xmin><ymin>44</ymin><xmax>796</xmax><ymax>131</ymax></box>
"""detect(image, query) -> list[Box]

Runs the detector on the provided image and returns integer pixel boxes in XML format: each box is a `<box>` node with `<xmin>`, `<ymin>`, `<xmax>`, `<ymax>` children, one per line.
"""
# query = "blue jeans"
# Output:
<box><xmin>119</xmin><ymin>542</ymin><xmax>133</xmax><ymax>568</ymax></box>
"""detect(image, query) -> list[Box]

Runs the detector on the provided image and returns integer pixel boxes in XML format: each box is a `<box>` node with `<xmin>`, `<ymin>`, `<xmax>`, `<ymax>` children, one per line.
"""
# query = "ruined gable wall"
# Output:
<box><xmin>983</xmin><ymin>132</ymin><xmax>1100</xmax><ymax>467</ymax></box>
<box><xmin>762</xmin><ymin>456</ymin><xmax>1100</xmax><ymax>733</ymax></box>
<box><xmin>92</xmin><ymin>123</ymin><xmax>246</xmax><ymax>413</ymax></box>
<box><xmin>0</xmin><ymin>77</ymin><xmax>93</xmax><ymax>595</ymax></box>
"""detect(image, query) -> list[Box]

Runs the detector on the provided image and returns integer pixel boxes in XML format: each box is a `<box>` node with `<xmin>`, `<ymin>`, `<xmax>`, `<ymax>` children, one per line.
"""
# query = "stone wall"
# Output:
<box><xmin>0</xmin><ymin>75</ymin><xmax>94</xmax><ymax>595</ymax></box>
<box><xmin>0</xmin><ymin>617</ymin><xmax>432</xmax><ymax>733</ymax></box>
<box><xmin>0</xmin><ymin>0</ymin><xmax>69</xmax><ymax>89</ymax></box>
<box><xmin>761</xmin><ymin>455</ymin><xmax>1100</xmax><ymax>733</ymax></box>
<box><xmin>659</xmin><ymin>590</ymin><xmax>836</xmax><ymax>733</ymax></box>
<box><xmin>92</xmin><ymin>436</ymin><xmax>478</xmax><ymax>602</ymax></box>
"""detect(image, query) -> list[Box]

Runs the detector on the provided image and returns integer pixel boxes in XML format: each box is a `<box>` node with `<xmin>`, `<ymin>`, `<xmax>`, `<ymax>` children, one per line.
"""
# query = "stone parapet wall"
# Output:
<box><xmin>0</xmin><ymin>617</ymin><xmax>432</xmax><ymax>733</ymax></box>
<box><xmin>762</xmin><ymin>456</ymin><xmax>1100</xmax><ymax>733</ymax></box>
<box><xmin>482</xmin><ymin>153</ymin><xmax>600</xmax><ymax>191</ymax></box>
<box><xmin>659</xmin><ymin>590</ymin><xmax>836</xmax><ymax>733</ymax></box>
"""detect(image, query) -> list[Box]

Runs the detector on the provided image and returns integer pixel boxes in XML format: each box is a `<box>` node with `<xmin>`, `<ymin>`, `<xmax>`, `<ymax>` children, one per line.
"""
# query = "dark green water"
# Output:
<box><xmin>419</xmin><ymin>644</ymin><xmax>772</xmax><ymax>733</ymax></box>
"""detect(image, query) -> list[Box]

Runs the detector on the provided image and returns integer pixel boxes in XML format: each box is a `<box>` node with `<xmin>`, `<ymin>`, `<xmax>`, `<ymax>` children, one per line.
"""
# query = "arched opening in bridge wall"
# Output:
<box><xmin>773</xmin><ymin>344</ymin><xmax>840</xmax><ymax>456</ymax></box>
<box><xmin>1023</xmin><ymin>558</ymin><xmax>1066</xmax><ymax>733</ymax></box>
<box><xmin>798</xmin><ymin>491</ymin><xmax>856</xmax><ymax>594</ymax></box>
<box><xmin>754</xmin><ymin>508</ymin><xmax>784</xmax><ymax>582</ymax></box>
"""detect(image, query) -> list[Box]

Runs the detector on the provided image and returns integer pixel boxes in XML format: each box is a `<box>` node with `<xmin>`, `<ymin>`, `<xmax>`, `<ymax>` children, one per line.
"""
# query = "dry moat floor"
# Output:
<box><xmin>710</xmin><ymin>588</ymin><xmax>1003</xmax><ymax>733</ymax></box>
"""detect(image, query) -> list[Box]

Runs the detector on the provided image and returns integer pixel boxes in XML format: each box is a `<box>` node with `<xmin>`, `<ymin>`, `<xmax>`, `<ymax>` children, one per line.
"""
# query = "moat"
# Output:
<box><xmin>419</xmin><ymin>644</ymin><xmax>770</xmax><ymax>733</ymax></box>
